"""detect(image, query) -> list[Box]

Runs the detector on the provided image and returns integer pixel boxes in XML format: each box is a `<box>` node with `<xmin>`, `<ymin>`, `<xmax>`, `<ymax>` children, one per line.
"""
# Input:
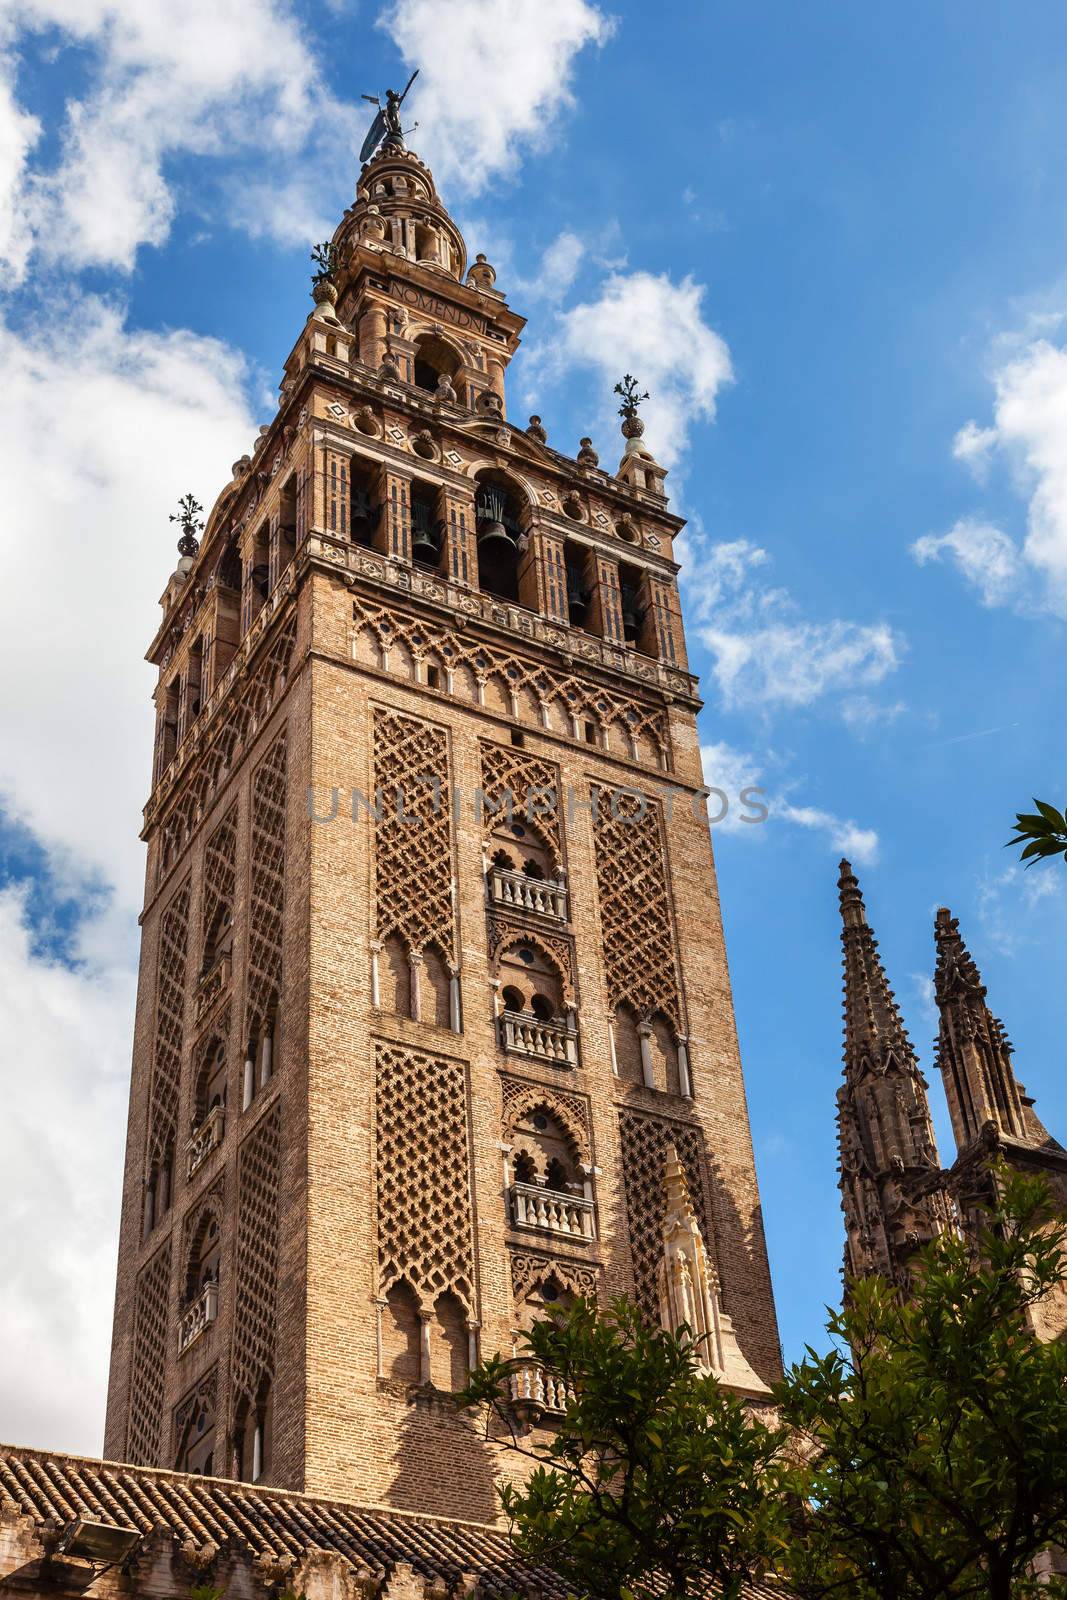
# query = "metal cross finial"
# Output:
<box><xmin>359</xmin><ymin>68</ymin><xmax>419</xmax><ymax>163</ymax></box>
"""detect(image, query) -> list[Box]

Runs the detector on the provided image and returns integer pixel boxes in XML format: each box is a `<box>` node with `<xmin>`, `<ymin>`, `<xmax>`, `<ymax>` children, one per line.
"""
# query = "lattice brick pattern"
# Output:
<box><xmin>352</xmin><ymin>599</ymin><xmax>668</xmax><ymax>757</ymax></box>
<box><xmin>156</xmin><ymin>608</ymin><xmax>296</xmax><ymax>881</ymax></box>
<box><xmin>617</xmin><ymin>1110</ymin><xmax>712</xmax><ymax>1320</ymax></box>
<box><xmin>372</xmin><ymin>710</ymin><xmax>456</xmax><ymax>962</ymax></box>
<box><xmin>375</xmin><ymin>1041</ymin><xmax>475</xmax><ymax>1313</ymax></box>
<box><xmin>246</xmin><ymin>730</ymin><xmax>287</xmax><ymax>1029</ymax></box>
<box><xmin>201</xmin><ymin>803</ymin><xmax>238</xmax><ymax>958</ymax></box>
<box><xmin>146</xmin><ymin>885</ymin><xmax>191</xmax><ymax>1168</ymax></box>
<box><xmin>591</xmin><ymin>789</ymin><xmax>680</xmax><ymax>1028</ymax></box>
<box><xmin>479</xmin><ymin>741</ymin><xmax>563</xmax><ymax>867</ymax></box>
<box><xmin>233</xmin><ymin>1104</ymin><xmax>281</xmax><ymax>1404</ymax></box>
<box><xmin>127</xmin><ymin>1242</ymin><xmax>172</xmax><ymax>1466</ymax></box>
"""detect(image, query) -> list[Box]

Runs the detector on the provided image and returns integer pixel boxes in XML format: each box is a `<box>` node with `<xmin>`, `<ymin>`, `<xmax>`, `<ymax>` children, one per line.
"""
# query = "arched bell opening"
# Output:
<box><xmin>618</xmin><ymin>560</ymin><xmax>655</xmax><ymax>653</ymax></box>
<box><xmin>410</xmin><ymin>478</ymin><xmax>446</xmax><ymax>571</ymax></box>
<box><xmin>413</xmin><ymin>332</ymin><xmax>462</xmax><ymax>398</ymax></box>
<box><xmin>564</xmin><ymin>539</ymin><xmax>595</xmax><ymax>631</ymax></box>
<box><xmin>474</xmin><ymin>471</ymin><xmax>527</xmax><ymax>604</ymax></box>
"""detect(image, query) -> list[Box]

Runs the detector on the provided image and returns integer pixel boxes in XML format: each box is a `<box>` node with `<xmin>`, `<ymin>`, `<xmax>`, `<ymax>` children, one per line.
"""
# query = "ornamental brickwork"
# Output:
<box><xmin>104</xmin><ymin>131</ymin><xmax>781</xmax><ymax>1521</ymax></box>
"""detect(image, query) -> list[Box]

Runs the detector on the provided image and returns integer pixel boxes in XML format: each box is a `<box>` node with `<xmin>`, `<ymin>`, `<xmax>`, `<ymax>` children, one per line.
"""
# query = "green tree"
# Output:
<box><xmin>460</xmin><ymin>1296</ymin><xmax>786</xmax><ymax>1600</ymax></box>
<box><xmin>1006</xmin><ymin>800</ymin><xmax>1067</xmax><ymax>868</ymax></box>
<box><xmin>777</xmin><ymin>1169</ymin><xmax>1067</xmax><ymax>1600</ymax></box>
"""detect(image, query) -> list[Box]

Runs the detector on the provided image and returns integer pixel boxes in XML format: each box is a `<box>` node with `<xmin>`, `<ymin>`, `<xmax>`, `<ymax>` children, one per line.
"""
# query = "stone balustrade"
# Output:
<box><xmin>176</xmin><ymin>1282</ymin><xmax>219</xmax><ymax>1356</ymax></box>
<box><xmin>499</xmin><ymin>1011</ymin><xmax>578</xmax><ymax>1066</ymax></box>
<box><xmin>187</xmin><ymin>1106</ymin><xmax>225</xmax><ymax>1179</ymax></box>
<box><xmin>511</xmin><ymin>1181</ymin><xmax>595</xmax><ymax>1240</ymax></box>
<box><xmin>508</xmin><ymin>1360</ymin><xmax>572</xmax><ymax>1417</ymax></box>
<box><xmin>488</xmin><ymin>866</ymin><xmax>567</xmax><ymax>921</ymax></box>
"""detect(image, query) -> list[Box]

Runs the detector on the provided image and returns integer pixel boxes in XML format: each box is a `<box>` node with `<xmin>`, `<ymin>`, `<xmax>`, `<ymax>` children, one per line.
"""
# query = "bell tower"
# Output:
<box><xmin>103</xmin><ymin>125</ymin><xmax>781</xmax><ymax>1519</ymax></box>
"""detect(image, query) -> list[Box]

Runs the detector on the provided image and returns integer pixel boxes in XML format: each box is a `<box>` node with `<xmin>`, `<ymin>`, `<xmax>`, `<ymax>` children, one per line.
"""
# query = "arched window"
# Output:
<box><xmin>422</xmin><ymin>942</ymin><xmax>451</xmax><ymax>1029</ymax></box>
<box><xmin>382</xmin><ymin>932</ymin><xmax>411</xmax><ymax>1017</ymax></box>
<box><xmin>495</xmin><ymin>940</ymin><xmax>563</xmax><ymax>1020</ymax></box>
<box><xmin>613</xmin><ymin>1003</ymin><xmax>644</xmax><ymax>1086</ymax></box>
<box><xmin>412</xmin><ymin>333</ymin><xmax>460</xmax><ymax>396</ymax></box>
<box><xmin>176</xmin><ymin>1393</ymin><xmax>217</xmax><ymax>1476</ymax></box>
<box><xmin>184</xmin><ymin>1210</ymin><xmax>221</xmax><ymax>1306</ymax></box>
<box><xmin>429</xmin><ymin>1291</ymin><xmax>468</xmax><ymax>1391</ymax></box>
<box><xmin>649</xmin><ymin>1011</ymin><xmax>681</xmax><ymax>1094</ymax></box>
<box><xmin>475</xmin><ymin>472</ymin><xmax>526</xmax><ymax>603</ymax></box>
<box><xmin>511</xmin><ymin>1106</ymin><xmax>581</xmax><ymax>1195</ymax></box>
<box><xmin>382</xmin><ymin>1281</ymin><xmax>421</xmax><ymax>1382</ymax></box>
<box><xmin>194</xmin><ymin>1036</ymin><xmax>227</xmax><ymax>1125</ymax></box>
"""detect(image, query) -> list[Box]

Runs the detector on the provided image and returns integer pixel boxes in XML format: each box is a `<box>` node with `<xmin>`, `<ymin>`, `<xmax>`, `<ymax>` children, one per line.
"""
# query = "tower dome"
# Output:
<box><xmin>333</xmin><ymin>145</ymin><xmax>468</xmax><ymax>283</ymax></box>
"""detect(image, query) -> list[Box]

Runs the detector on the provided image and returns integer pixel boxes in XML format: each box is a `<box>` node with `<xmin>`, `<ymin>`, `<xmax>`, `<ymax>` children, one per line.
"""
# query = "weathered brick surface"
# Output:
<box><xmin>104</xmin><ymin>140</ymin><xmax>782</xmax><ymax>1520</ymax></box>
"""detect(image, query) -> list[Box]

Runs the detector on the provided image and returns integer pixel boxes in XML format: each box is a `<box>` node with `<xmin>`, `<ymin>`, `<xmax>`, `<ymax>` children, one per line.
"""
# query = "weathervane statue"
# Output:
<box><xmin>360</xmin><ymin>68</ymin><xmax>419</xmax><ymax>163</ymax></box>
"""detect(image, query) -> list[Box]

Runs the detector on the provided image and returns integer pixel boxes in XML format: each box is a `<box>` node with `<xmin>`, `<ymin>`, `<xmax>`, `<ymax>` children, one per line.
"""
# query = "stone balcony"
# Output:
<box><xmin>487</xmin><ymin>866</ymin><xmax>567</xmax><ymax>922</ymax></box>
<box><xmin>187</xmin><ymin>1106</ymin><xmax>225</xmax><ymax>1179</ymax></box>
<box><xmin>511</xmin><ymin>1181</ymin><xmax>596</xmax><ymax>1240</ymax></box>
<box><xmin>177</xmin><ymin>1282</ymin><xmax>218</xmax><ymax>1356</ymax></box>
<box><xmin>193</xmin><ymin>952</ymin><xmax>231</xmax><ymax>1025</ymax></box>
<box><xmin>499</xmin><ymin>1012</ymin><xmax>578</xmax><ymax>1067</ymax></box>
<box><xmin>509</xmin><ymin>1360</ymin><xmax>572</xmax><ymax>1420</ymax></box>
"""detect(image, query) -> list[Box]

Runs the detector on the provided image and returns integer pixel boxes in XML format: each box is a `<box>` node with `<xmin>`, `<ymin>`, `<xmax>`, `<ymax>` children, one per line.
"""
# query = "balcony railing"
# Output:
<box><xmin>187</xmin><ymin>1106</ymin><xmax>225</xmax><ymax>1178</ymax></box>
<box><xmin>488</xmin><ymin>867</ymin><xmax>567</xmax><ymax>922</ymax></box>
<box><xmin>177</xmin><ymin>1281</ymin><xmax>218</xmax><ymax>1355</ymax></box>
<box><xmin>194</xmin><ymin>952</ymin><xmax>231</xmax><ymax>1024</ymax></box>
<box><xmin>509</xmin><ymin>1360</ymin><xmax>572</xmax><ymax>1418</ymax></box>
<box><xmin>511</xmin><ymin>1182</ymin><xmax>596</xmax><ymax>1240</ymax></box>
<box><xmin>500</xmin><ymin>1012</ymin><xmax>578</xmax><ymax>1067</ymax></box>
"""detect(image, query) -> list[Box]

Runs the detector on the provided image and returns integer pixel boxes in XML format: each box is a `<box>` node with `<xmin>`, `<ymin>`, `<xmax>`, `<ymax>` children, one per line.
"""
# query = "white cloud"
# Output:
<box><xmin>0</xmin><ymin>883</ymin><xmax>133</xmax><ymax>1454</ymax></box>
<box><xmin>699</xmin><ymin>741</ymin><xmax>879</xmax><ymax>862</ymax></box>
<box><xmin>776</xmin><ymin>803</ymin><xmax>879</xmax><ymax>866</ymax></box>
<box><xmin>952</xmin><ymin>419</ymin><xmax>997</xmax><ymax>480</ymax></box>
<box><xmin>926</xmin><ymin>330</ymin><xmax>1067</xmax><ymax>616</ymax></box>
<box><xmin>0</xmin><ymin>0</ymin><xmax>338</xmax><ymax>275</ymax></box>
<box><xmin>975</xmin><ymin>863</ymin><xmax>1062</xmax><ymax>955</ymax></box>
<box><xmin>911</xmin><ymin>517</ymin><xmax>1025</xmax><ymax>609</ymax></box>
<box><xmin>379</xmin><ymin>0</ymin><xmax>614</xmax><ymax>196</ymax></box>
<box><xmin>0</xmin><ymin>59</ymin><xmax>39</xmax><ymax>275</ymax></box>
<box><xmin>532</xmin><ymin>269</ymin><xmax>734</xmax><ymax>468</ymax></box>
<box><xmin>0</xmin><ymin>296</ymin><xmax>257</xmax><ymax>907</ymax></box>
<box><xmin>541</xmin><ymin>229</ymin><xmax>585</xmax><ymax>299</ymax></box>
<box><xmin>685</xmin><ymin>538</ymin><xmax>902</xmax><ymax>713</ymax></box>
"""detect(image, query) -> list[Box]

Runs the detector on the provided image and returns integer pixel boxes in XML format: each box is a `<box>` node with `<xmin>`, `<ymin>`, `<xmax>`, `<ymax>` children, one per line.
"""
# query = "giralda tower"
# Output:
<box><xmin>104</xmin><ymin>114</ymin><xmax>781</xmax><ymax>1521</ymax></box>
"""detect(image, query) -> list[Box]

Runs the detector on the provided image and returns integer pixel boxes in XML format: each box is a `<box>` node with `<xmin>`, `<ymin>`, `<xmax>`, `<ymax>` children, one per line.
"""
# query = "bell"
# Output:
<box><xmin>476</xmin><ymin>484</ymin><xmax>519</xmax><ymax>555</ymax></box>
<box><xmin>351</xmin><ymin>487</ymin><xmax>379</xmax><ymax>547</ymax></box>
<box><xmin>251</xmin><ymin>563</ymin><xmax>270</xmax><ymax>598</ymax></box>
<box><xmin>567</xmin><ymin>577</ymin><xmax>589</xmax><ymax>626</ymax></box>
<box><xmin>620</xmin><ymin>583</ymin><xmax>645</xmax><ymax>642</ymax></box>
<box><xmin>411</xmin><ymin>506</ymin><xmax>442</xmax><ymax>566</ymax></box>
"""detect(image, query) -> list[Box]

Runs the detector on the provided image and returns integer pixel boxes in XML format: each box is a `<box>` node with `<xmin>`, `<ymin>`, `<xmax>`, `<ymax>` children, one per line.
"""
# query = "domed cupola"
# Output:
<box><xmin>332</xmin><ymin>145</ymin><xmax>468</xmax><ymax>283</ymax></box>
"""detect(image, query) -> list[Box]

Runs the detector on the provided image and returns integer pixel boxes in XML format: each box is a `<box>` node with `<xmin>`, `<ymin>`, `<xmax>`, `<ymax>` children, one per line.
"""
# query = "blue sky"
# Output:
<box><xmin>1</xmin><ymin>0</ymin><xmax>1066</xmax><ymax>1448</ymax></box>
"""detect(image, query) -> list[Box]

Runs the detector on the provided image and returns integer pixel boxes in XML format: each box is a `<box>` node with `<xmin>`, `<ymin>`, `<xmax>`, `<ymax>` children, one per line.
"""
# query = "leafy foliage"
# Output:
<box><xmin>460</xmin><ymin>1296</ymin><xmax>786</xmax><ymax>1600</ymax></box>
<box><xmin>1006</xmin><ymin>800</ymin><xmax>1067</xmax><ymax>868</ymax></box>
<box><xmin>614</xmin><ymin>373</ymin><xmax>650</xmax><ymax>419</ymax></box>
<box><xmin>777</xmin><ymin>1169</ymin><xmax>1067</xmax><ymax>1600</ymax></box>
<box><xmin>310</xmin><ymin>240</ymin><xmax>338</xmax><ymax>284</ymax></box>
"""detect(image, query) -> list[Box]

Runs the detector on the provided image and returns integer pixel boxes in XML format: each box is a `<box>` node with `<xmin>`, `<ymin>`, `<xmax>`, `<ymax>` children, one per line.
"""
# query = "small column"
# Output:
<box><xmin>243</xmin><ymin>1043</ymin><xmax>256</xmax><ymax>1110</ymax></box>
<box><xmin>370</xmin><ymin>940</ymin><xmax>382</xmax><ymax>1007</ymax></box>
<box><xmin>449</xmin><ymin>966</ymin><xmax>462</xmax><ymax>1033</ymax></box>
<box><xmin>564</xmin><ymin>1004</ymin><xmax>579</xmax><ymax>1066</ymax></box>
<box><xmin>418</xmin><ymin>1309</ymin><xmax>433</xmax><ymax>1386</ymax></box>
<box><xmin>251</xmin><ymin>1423</ymin><xmax>263</xmax><ymax>1483</ymax></box>
<box><xmin>259</xmin><ymin>1025</ymin><xmax>273</xmax><ymax>1087</ymax></box>
<box><xmin>677</xmin><ymin>1036</ymin><xmax>693</xmax><ymax>1099</ymax></box>
<box><xmin>374</xmin><ymin>1296</ymin><xmax>387</xmax><ymax>1378</ymax></box>
<box><xmin>409</xmin><ymin>950</ymin><xmax>423</xmax><ymax>1023</ymax></box>
<box><xmin>466</xmin><ymin>1320</ymin><xmax>481</xmax><ymax>1375</ymax></box>
<box><xmin>486</xmin><ymin>353</ymin><xmax>507</xmax><ymax>416</ymax></box>
<box><xmin>142</xmin><ymin>1181</ymin><xmax>155</xmax><ymax>1239</ymax></box>
<box><xmin>638</xmin><ymin>1020</ymin><xmax>655</xmax><ymax>1090</ymax></box>
<box><xmin>579</xmin><ymin>1165</ymin><xmax>596</xmax><ymax>1239</ymax></box>
<box><xmin>607</xmin><ymin>1014</ymin><xmax>619</xmax><ymax>1076</ymax></box>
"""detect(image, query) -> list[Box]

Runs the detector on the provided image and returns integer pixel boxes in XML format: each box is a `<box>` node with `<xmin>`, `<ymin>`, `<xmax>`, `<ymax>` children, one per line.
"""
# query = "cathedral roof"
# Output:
<box><xmin>837</xmin><ymin>858</ymin><xmax>917</xmax><ymax>1075</ymax></box>
<box><xmin>0</xmin><ymin>1445</ymin><xmax>784</xmax><ymax>1600</ymax></box>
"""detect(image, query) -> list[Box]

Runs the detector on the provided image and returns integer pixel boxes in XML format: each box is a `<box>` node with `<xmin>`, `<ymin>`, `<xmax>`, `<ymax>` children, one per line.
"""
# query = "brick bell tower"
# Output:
<box><xmin>103</xmin><ymin>121</ymin><xmax>781</xmax><ymax>1520</ymax></box>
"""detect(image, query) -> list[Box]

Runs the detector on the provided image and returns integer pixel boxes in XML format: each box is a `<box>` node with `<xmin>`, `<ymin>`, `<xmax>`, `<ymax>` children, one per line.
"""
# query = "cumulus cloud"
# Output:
<box><xmin>911</xmin><ymin>517</ymin><xmax>1025</xmax><ymax>609</ymax></box>
<box><xmin>699</xmin><ymin>742</ymin><xmax>879</xmax><ymax>862</ymax></box>
<box><xmin>530</xmin><ymin>269</ymin><xmax>734</xmax><ymax>468</ymax></box>
<box><xmin>921</xmin><ymin>330</ymin><xmax>1067</xmax><ymax>616</ymax></box>
<box><xmin>0</xmin><ymin>882</ymin><xmax>133</xmax><ymax>1453</ymax></box>
<box><xmin>686</xmin><ymin>539</ymin><xmax>902</xmax><ymax>714</ymax></box>
<box><xmin>380</xmin><ymin>0</ymin><xmax>614</xmax><ymax>195</ymax></box>
<box><xmin>0</xmin><ymin>297</ymin><xmax>257</xmax><ymax>907</ymax></box>
<box><xmin>0</xmin><ymin>0</ymin><xmax>342</xmax><ymax>275</ymax></box>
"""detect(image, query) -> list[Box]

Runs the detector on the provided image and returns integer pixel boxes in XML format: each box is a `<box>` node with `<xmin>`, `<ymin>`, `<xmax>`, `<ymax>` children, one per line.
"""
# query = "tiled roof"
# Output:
<box><xmin>0</xmin><ymin>1444</ymin><xmax>784</xmax><ymax>1600</ymax></box>
<box><xmin>0</xmin><ymin>1445</ymin><xmax>549</xmax><ymax>1596</ymax></box>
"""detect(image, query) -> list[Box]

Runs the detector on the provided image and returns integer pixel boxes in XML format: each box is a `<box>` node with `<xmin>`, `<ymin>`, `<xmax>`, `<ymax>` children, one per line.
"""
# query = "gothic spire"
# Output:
<box><xmin>933</xmin><ymin>906</ymin><xmax>1047</xmax><ymax>1153</ymax></box>
<box><xmin>836</xmin><ymin>861</ymin><xmax>947</xmax><ymax>1288</ymax></box>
